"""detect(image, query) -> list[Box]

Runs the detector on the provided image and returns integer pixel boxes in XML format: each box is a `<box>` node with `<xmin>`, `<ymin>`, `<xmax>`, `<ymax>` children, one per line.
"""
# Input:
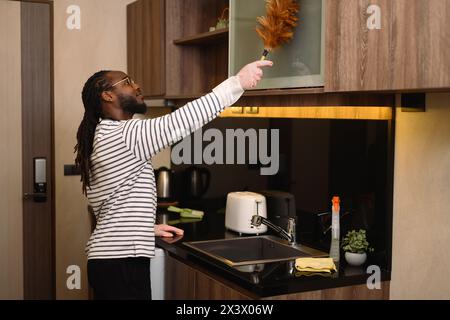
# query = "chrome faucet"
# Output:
<box><xmin>251</xmin><ymin>215</ymin><xmax>297</xmax><ymax>245</ymax></box>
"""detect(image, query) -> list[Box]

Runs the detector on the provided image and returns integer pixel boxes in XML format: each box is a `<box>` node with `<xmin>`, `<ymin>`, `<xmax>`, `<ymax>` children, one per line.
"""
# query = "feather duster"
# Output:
<box><xmin>256</xmin><ymin>0</ymin><xmax>300</xmax><ymax>60</ymax></box>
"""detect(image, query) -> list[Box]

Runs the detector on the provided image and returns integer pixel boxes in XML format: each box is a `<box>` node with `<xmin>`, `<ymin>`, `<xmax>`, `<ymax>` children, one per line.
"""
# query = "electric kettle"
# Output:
<box><xmin>155</xmin><ymin>167</ymin><xmax>174</xmax><ymax>200</ymax></box>
<box><xmin>184</xmin><ymin>166</ymin><xmax>210</xmax><ymax>199</ymax></box>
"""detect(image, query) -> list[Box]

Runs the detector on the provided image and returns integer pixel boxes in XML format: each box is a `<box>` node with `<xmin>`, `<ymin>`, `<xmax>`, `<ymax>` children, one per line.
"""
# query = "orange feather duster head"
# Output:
<box><xmin>256</xmin><ymin>0</ymin><xmax>300</xmax><ymax>59</ymax></box>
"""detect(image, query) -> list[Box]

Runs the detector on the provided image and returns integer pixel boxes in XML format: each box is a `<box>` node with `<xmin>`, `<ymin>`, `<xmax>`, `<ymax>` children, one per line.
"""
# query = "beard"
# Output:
<box><xmin>117</xmin><ymin>93</ymin><xmax>147</xmax><ymax>115</ymax></box>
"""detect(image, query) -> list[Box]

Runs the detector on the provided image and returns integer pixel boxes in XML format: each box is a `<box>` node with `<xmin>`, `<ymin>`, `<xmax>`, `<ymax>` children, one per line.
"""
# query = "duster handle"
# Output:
<box><xmin>260</xmin><ymin>49</ymin><xmax>269</xmax><ymax>61</ymax></box>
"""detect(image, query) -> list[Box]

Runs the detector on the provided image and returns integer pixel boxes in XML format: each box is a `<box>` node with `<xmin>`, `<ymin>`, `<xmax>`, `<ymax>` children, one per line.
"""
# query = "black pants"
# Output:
<box><xmin>87</xmin><ymin>257</ymin><xmax>152</xmax><ymax>300</ymax></box>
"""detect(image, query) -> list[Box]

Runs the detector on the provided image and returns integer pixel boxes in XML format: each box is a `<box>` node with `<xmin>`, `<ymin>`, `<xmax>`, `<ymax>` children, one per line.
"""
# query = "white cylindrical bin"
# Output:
<box><xmin>150</xmin><ymin>247</ymin><xmax>166</xmax><ymax>300</ymax></box>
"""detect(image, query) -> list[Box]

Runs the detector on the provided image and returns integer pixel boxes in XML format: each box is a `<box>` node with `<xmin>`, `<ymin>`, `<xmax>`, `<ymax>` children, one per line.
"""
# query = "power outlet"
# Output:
<box><xmin>231</xmin><ymin>107</ymin><xmax>244</xmax><ymax>114</ymax></box>
<box><xmin>245</xmin><ymin>107</ymin><xmax>259</xmax><ymax>114</ymax></box>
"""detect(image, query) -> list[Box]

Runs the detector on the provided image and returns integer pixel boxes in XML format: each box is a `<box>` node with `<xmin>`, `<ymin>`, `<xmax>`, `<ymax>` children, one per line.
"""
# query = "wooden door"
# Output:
<box><xmin>389</xmin><ymin>0</ymin><xmax>450</xmax><ymax>90</ymax></box>
<box><xmin>165</xmin><ymin>255</ymin><xmax>252</xmax><ymax>300</ymax></box>
<box><xmin>325</xmin><ymin>0</ymin><xmax>450</xmax><ymax>92</ymax></box>
<box><xmin>127</xmin><ymin>0</ymin><xmax>166</xmax><ymax>97</ymax></box>
<box><xmin>21</xmin><ymin>1</ymin><xmax>54</xmax><ymax>300</ymax></box>
<box><xmin>0</xmin><ymin>0</ymin><xmax>54</xmax><ymax>300</ymax></box>
<box><xmin>165</xmin><ymin>255</ymin><xmax>196</xmax><ymax>300</ymax></box>
<box><xmin>194</xmin><ymin>271</ymin><xmax>251</xmax><ymax>300</ymax></box>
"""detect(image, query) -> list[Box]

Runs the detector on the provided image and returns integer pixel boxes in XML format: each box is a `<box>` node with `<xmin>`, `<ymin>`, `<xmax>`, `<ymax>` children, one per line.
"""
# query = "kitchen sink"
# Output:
<box><xmin>183</xmin><ymin>236</ymin><xmax>328</xmax><ymax>267</ymax></box>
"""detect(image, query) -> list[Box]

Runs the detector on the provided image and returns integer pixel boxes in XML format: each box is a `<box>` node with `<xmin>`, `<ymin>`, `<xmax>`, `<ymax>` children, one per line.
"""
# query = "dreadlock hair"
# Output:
<box><xmin>74</xmin><ymin>70</ymin><xmax>112</xmax><ymax>195</ymax></box>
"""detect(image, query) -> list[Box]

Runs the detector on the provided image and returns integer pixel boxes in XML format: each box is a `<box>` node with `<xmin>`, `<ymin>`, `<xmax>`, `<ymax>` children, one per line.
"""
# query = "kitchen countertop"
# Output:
<box><xmin>155</xmin><ymin>199</ymin><xmax>391</xmax><ymax>298</ymax></box>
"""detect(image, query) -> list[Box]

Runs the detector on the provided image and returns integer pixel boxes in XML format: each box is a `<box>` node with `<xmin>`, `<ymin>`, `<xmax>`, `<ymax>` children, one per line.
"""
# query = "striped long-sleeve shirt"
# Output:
<box><xmin>85</xmin><ymin>76</ymin><xmax>244</xmax><ymax>260</ymax></box>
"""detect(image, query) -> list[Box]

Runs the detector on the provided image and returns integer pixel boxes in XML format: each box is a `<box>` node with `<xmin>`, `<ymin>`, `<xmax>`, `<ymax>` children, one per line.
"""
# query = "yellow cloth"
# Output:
<box><xmin>295</xmin><ymin>257</ymin><xmax>337</xmax><ymax>273</ymax></box>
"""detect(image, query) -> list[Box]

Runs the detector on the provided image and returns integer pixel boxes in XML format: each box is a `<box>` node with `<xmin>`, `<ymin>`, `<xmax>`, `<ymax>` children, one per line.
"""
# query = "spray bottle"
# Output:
<box><xmin>331</xmin><ymin>196</ymin><xmax>340</xmax><ymax>240</ymax></box>
<box><xmin>329</xmin><ymin>196</ymin><xmax>340</xmax><ymax>263</ymax></box>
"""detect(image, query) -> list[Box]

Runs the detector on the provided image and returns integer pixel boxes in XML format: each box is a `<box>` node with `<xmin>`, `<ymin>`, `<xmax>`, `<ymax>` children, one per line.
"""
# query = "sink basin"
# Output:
<box><xmin>183</xmin><ymin>236</ymin><xmax>328</xmax><ymax>267</ymax></box>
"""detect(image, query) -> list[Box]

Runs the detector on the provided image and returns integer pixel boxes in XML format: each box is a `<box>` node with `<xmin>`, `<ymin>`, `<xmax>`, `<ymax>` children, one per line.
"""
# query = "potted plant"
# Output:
<box><xmin>342</xmin><ymin>229</ymin><xmax>374</xmax><ymax>266</ymax></box>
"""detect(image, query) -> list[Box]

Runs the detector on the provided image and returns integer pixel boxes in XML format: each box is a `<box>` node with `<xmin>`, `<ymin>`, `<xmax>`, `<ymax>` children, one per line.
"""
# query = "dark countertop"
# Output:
<box><xmin>155</xmin><ymin>199</ymin><xmax>391</xmax><ymax>298</ymax></box>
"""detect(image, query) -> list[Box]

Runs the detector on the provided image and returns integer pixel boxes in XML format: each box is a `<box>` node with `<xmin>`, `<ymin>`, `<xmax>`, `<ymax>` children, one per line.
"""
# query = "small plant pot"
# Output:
<box><xmin>345</xmin><ymin>252</ymin><xmax>367</xmax><ymax>266</ymax></box>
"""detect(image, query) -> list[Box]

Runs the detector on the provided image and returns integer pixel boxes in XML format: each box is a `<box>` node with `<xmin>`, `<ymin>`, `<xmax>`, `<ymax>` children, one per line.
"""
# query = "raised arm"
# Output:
<box><xmin>122</xmin><ymin>60</ymin><xmax>273</xmax><ymax>161</ymax></box>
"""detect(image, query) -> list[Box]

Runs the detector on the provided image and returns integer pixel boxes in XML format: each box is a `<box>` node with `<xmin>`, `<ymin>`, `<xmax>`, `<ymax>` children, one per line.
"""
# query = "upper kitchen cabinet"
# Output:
<box><xmin>127</xmin><ymin>0</ymin><xmax>165</xmax><ymax>97</ymax></box>
<box><xmin>229</xmin><ymin>0</ymin><xmax>325</xmax><ymax>90</ymax></box>
<box><xmin>325</xmin><ymin>0</ymin><xmax>450</xmax><ymax>92</ymax></box>
<box><xmin>127</xmin><ymin>0</ymin><xmax>230</xmax><ymax>99</ymax></box>
<box><xmin>165</xmin><ymin>0</ymin><xmax>230</xmax><ymax>98</ymax></box>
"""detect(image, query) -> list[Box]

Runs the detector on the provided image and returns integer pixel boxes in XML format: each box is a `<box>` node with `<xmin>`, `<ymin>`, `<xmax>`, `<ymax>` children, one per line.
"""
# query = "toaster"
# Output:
<box><xmin>225</xmin><ymin>192</ymin><xmax>268</xmax><ymax>235</ymax></box>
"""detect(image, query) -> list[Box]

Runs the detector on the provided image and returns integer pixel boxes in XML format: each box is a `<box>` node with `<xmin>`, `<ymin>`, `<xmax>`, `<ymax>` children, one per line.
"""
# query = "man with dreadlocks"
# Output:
<box><xmin>75</xmin><ymin>60</ymin><xmax>273</xmax><ymax>300</ymax></box>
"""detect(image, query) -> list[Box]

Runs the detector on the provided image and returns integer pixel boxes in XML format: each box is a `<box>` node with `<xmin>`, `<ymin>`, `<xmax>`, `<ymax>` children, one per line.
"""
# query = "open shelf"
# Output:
<box><xmin>173</xmin><ymin>28</ymin><xmax>229</xmax><ymax>46</ymax></box>
<box><xmin>165</xmin><ymin>0</ymin><xmax>229</xmax><ymax>97</ymax></box>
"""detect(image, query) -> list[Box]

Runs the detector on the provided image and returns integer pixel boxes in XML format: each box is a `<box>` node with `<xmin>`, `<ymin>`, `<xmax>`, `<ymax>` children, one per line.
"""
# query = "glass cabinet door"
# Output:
<box><xmin>229</xmin><ymin>0</ymin><xmax>325</xmax><ymax>90</ymax></box>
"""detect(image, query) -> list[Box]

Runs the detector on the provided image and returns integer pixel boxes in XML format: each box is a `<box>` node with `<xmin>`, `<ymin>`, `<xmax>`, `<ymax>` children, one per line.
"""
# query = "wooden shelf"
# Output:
<box><xmin>173</xmin><ymin>28</ymin><xmax>228</xmax><ymax>46</ymax></box>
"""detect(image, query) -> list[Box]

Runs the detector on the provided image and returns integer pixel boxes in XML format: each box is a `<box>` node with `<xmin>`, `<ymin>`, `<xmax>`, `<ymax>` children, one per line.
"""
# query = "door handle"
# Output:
<box><xmin>24</xmin><ymin>158</ymin><xmax>47</xmax><ymax>202</ymax></box>
<box><xmin>24</xmin><ymin>193</ymin><xmax>47</xmax><ymax>200</ymax></box>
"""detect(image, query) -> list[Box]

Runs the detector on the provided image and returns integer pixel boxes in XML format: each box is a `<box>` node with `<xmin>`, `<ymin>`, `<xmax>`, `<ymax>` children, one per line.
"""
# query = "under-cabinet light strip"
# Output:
<box><xmin>220</xmin><ymin>106</ymin><xmax>393</xmax><ymax>120</ymax></box>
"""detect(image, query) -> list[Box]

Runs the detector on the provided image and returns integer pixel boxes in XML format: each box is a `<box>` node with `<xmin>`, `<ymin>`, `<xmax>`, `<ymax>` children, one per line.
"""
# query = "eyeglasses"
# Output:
<box><xmin>111</xmin><ymin>77</ymin><xmax>135</xmax><ymax>88</ymax></box>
